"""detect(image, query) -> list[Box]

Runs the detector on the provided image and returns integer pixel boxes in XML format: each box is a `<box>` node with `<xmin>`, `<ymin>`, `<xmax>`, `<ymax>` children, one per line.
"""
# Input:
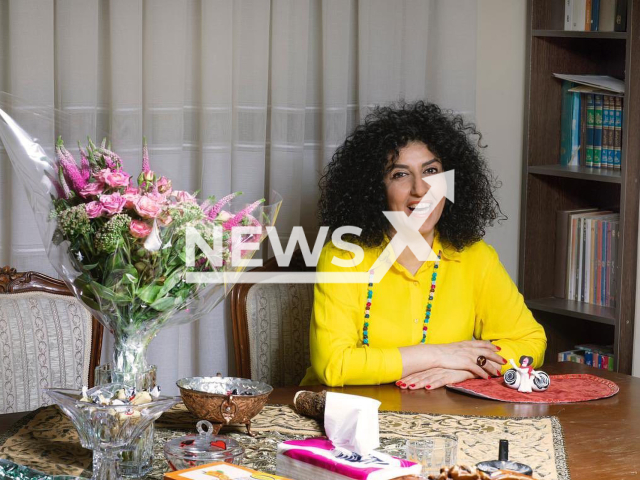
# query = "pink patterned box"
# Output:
<box><xmin>276</xmin><ymin>437</ymin><xmax>421</xmax><ymax>480</ymax></box>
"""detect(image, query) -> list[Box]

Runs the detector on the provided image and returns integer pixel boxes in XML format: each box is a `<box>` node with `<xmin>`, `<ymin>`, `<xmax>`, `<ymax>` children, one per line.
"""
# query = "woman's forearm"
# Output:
<box><xmin>399</xmin><ymin>344</ymin><xmax>438</xmax><ymax>376</ymax></box>
<box><xmin>399</xmin><ymin>340</ymin><xmax>504</xmax><ymax>378</ymax></box>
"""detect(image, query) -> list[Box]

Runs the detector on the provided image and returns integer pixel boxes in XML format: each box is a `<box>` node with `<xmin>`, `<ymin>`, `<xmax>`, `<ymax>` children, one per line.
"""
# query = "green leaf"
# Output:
<box><xmin>158</xmin><ymin>269</ymin><xmax>183</xmax><ymax>298</ymax></box>
<box><xmin>89</xmin><ymin>282</ymin><xmax>119</xmax><ymax>301</ymax></box>
<box><xmin>119</xmin><ymin>265</ymin><xmax>139</xmax><ymax>285</ymax></box>
<box><xmin>150</xmin><ymin>296</ymin><xmax>176</xmax><ymax>312</ymax></box>
<box><xmin>137</xmin><ymin>284</ymin><xmax>161</xmax><ymax>304</ymax></box>
<box><xmin>79</xmin><ymin>294</ymin><xmax>101</xmax><ymax>311</ymax></box>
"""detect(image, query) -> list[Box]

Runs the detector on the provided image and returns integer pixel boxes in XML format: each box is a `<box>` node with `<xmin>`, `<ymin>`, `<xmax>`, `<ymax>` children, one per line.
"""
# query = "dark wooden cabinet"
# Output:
<box><xmin>519</xmin><ymin>0</ymin><xmax>639</xmax><ymax>373</ymax></box>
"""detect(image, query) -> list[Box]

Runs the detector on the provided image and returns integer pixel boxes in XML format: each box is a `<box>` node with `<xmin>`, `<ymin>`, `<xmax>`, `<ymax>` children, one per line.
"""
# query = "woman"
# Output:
<box><xmin>301</xmin><ymin>101</ymin><xmax>546</xmax><ymax>389</ymax></box>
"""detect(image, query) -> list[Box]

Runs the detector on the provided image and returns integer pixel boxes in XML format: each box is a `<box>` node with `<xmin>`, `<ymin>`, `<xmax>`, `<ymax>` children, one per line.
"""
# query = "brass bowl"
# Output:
<box><xmin>177</xmin><ymin>376</ymin><xmax>273</xmax><ymax>436</ymax></box>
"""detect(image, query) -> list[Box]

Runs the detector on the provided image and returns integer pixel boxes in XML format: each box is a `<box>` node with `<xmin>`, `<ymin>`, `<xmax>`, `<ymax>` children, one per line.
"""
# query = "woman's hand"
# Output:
<box><xmin>427</xmin><ymin>340</ymin><xmax>505</xmax><ymax>378</ymax></box>
<box><xmin>396</xmin><ymin>368</ymin><xmax>476</xmax><ymax>390</ymax></box>
<box><xmin>400</xmin><ymin>340</ymin><xmax>506</xmax><ymax>379</ymax></box>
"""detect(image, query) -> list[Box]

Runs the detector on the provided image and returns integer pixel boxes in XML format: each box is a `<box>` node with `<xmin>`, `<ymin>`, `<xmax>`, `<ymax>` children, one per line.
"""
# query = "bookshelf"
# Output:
<box><xmin>519</xmin><ymin>0</ymin><xmax>640</xmax><ymax>374</ymax></box>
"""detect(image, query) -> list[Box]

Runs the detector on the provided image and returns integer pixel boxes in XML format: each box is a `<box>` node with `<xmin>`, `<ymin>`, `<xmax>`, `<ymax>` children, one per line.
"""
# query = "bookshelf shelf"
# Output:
<box><xmin>532</xmin><ymin>29</ymin><xmax>627</xmax><ymax>39</ymax></box>
<box><xmin>520</xmin><ymin>0</ymin><xmax>639</xmax><ymax>374</ymax></box>
<box><xmin>526</xmin><ymin>297</ymin><xmax>616</xmax><ymax>325</ymax></box>
<box><xmin>528</xmin><ymin>164</ymin><xmax>621</xmax><ymax>183</ymax></box>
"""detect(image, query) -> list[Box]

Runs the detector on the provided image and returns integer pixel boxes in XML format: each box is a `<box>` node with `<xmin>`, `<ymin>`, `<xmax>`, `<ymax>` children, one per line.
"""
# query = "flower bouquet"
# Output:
<box><xmin>0</xmin><ymin>98</ymin><xmax>281</xmax><ymax>382</ymax></box>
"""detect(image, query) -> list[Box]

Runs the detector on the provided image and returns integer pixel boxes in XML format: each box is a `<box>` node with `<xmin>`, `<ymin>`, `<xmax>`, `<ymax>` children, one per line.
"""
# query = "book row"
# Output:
<box><xmin>560</xmin><ymin>82</ymin><xmax>623</xmax><ymax>169</ymax></box>
<box><xmin>554</xmin><ymin>209</ymin><xmax>619</xmax><ymax>307</ymax></box>
<box><xmin>564</xmin><ymin>0</ymin><xmax>627</xmax><ymax>31</ymax></box>
<box><xmin>558</xmin><ymin>344</ymin><xmax>615</xmax><ymax>371</ymax></box>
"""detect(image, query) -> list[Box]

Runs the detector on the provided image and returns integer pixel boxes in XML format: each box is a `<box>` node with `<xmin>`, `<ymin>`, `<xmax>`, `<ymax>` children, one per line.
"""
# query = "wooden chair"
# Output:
<box><xmin>231</xmin><ymin>252</ymin><xmax>315</xmax><ymax>387</ymax></box>
<box><xmin>0</xmin><ymin>266</ymin><xmax>103</xmax><ymax>413</ymax></box>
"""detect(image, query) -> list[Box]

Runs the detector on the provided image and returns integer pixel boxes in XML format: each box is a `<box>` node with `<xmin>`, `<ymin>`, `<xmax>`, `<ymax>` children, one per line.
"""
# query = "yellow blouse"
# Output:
<box><xmin>301</xmin><ymin>235</ymin><xmax>547</xmax><ymax>386</ymax></box>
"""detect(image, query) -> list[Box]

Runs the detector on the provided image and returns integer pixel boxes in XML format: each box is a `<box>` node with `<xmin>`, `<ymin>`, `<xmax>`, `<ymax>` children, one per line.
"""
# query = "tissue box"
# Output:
<box><xmin>163</xmin><ymin>461</ymin><xmax>292</xmax><ymax>480</ymax></box>
<box><xmin>276</xmin><ymin>437</ymin><xmax>422</xmax><ymax>480</ymax></box>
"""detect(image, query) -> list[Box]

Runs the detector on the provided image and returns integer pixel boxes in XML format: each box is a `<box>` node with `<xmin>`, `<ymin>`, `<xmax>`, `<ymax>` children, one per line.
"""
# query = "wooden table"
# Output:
<box><xmin>270</xmin><ymin>363</ymin><xmax>640</xmax><ymax>480</ymax></box>
<box><xmin>0</xmin><ymin>363</ymin><xmax>638</xmax><ymax>479</ymax></box>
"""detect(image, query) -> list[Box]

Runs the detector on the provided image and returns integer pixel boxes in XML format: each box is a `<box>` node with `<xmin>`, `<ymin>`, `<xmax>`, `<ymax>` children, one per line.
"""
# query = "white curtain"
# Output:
<box><xmin>0</xmin><ymin>0</ymin><xmax>477</xmax><ymax>393</ymax></box>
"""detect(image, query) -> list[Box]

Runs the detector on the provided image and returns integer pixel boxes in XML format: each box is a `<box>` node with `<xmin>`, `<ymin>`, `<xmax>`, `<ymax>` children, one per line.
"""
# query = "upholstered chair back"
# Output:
<box><xmin>231</xmin><ymin>252</ymin><xmax>314</xmax><ymax>387</ymax></box>
<box><xmin>0</xmin><ymin>268</ymin><xmax>103</xmax><ymax>413</ymax></box>
<box><xmin>244</xmin><ymin>283</ymin><xmax>313</xmax><ymax>386</ymax></box>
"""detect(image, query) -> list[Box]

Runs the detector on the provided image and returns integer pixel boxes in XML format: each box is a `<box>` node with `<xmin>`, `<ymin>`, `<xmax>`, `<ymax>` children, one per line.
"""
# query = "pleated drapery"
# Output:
<box><xmin>0</xmin><ymin>0</ymin><xmax>477</xmax><ymax>393</ymax></box>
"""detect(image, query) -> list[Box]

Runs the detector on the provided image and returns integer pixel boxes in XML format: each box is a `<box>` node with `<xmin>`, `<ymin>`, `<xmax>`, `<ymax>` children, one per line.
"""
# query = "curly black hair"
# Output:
<box><xmin>318</xmin><ymin>101</ymin><xmax>504</xmax><ymax>251</ymax></box>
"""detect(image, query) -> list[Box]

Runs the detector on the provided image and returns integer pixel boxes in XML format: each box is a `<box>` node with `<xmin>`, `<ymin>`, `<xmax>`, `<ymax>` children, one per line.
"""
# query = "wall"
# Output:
<box><xmin>475</xmin><ymin>0</ymin><xmax>527</xmax><ymax>280</ymax></box>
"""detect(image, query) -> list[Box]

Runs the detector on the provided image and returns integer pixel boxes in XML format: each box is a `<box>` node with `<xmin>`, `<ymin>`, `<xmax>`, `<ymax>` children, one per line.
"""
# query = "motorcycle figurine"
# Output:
<box><xmin>503</xmin><ymin>356</ymin><xmax>551</xmax><ymax>393</ymax></box>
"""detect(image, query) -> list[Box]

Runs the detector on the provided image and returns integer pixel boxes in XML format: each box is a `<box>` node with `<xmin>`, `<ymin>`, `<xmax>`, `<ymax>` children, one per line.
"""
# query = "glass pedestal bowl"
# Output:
<box><xmin>45</xmin><ymin>388</ymin><xmax>179</xmax><ymax>480</ymax></box>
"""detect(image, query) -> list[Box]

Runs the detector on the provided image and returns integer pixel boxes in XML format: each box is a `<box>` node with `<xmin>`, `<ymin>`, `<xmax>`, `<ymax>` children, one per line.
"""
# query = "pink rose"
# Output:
<box><xmin>93</xmin><ymin>169</ymin><xmax>112</xmax><ymax>183</ymax></box>
<box><xmin>146</xmin><ymin>191</ymin><xmax>166</xmax><ymax>204</ymax></box>
<box><xmin>79</xmin><ymin>181</ymin><xmax>104</xmax><ymax>198</ymax></box>
<box><xmin>104</xmin><ymin>170</ymin><xmax>131</xmax><ymax>188</ymax></box>
<box><xmin>156</xmin><ymin>176</ymin><xmax>172</xmax><ymax>195</ymax></box>
<box><xmin>122</xmin><ymin>186</ymin><xmax>140</xmax><ymax>208</ymax></box>
<box><xmin>99</xmin><ymin>192</ymin><xmax>127</xmax><ymax>215</ymax></box>
<box><xmin>122</xmin><ymin>192</ymin><xmax>140</xmax><ymax>209</ymax></box>
<box><xmin>129</xmin><ymin>220</ymin><xmax>153</xmax><ymax>239</ymax></box>
<box><xmin>85</xmin><ymin>201</ymin><xmax>105</xmax><ymax>218</ymax></box>
<box><xmin>135</xmin><ymin>195</ymin><xmax>162</xmax><ymax>218</ymax></box>
<box><xmin>173</xmin><ymin>190</ymin><xmax>198</xmax><ymax>204</ymax></box>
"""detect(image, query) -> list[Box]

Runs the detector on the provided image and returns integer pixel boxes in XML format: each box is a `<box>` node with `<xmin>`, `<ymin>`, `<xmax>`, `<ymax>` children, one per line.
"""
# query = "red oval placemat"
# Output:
<box><xmin>446</xmin><ymin>374</ymin><xmax>619</xmax><ymax>403</ymax></box>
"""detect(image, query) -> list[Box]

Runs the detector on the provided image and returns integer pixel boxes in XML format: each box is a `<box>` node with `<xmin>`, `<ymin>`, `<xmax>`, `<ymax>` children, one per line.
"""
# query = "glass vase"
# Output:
<box><xmin>94</xmin><ymin>365</ymin><xmax>157</xmax><ymax>478</ymax></box>
<box><xmin>45</xmin><ymin>388</ymin><xmax>178</xmax><ymax>480</ymax></box>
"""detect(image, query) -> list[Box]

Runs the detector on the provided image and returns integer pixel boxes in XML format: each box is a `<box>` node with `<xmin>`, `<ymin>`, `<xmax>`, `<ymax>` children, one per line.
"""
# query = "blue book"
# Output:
<box><xmin>607</xmin><ymin>96</ymin><xmax>615</xmax><ymax>168</ymax></box>
<box><xmin>593</xmin><ymin>95</ymin><xmax>603</xmax><ymax>168</ymax></box>
<box><xmin>586</xmin><ymin>94</ymin><xmax>595</xmax><ymax>167</ymax></box>
<box><xmin>614</xmin><ymin>96</ymin><xmax>622</xmax><ymax>169</ymax></box>
<box><xmin>560</xmin><ymin>81</ymin><xmax>577</xmax><ymax>165</ymax></box>
<box><xmin>570</xmin><ymin>92</ymin><xmax>581</xmax><ymax>166</ymax></box>
<box><xmin>592</xmin><ymin>0</ymin><xmax>601</xmax><ymax>30</ymax></box>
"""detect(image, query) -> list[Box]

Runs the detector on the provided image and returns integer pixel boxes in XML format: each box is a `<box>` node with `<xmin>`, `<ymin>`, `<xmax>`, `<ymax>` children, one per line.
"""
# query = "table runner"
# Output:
<box><xmin>0</xmin><ymin>404</ymin><xmax>570</xmax><ymax>480</ymax></box>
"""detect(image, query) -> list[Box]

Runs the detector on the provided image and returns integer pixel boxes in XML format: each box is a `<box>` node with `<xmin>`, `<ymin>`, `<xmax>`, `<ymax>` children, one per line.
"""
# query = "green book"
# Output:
<box><xmin>593</xmin><ymin>94</ymin><xmax>603</xmax><ymax>168</ymax></box>
<box><xmin>586</xmin><ymin>94</ymin><xmax>595</xmax><ymax>167</ymax></box>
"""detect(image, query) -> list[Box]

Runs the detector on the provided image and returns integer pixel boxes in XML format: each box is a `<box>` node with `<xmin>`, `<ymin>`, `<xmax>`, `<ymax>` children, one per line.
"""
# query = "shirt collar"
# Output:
<box><xmin>432</xmin><ymin>233</ymin><xmax>461</xmax><ymax>262</ymax></box>
<box><xmin>380</xmin><ymin>231</ymin><xmax>462</xmax><ymax>263</ymax></box>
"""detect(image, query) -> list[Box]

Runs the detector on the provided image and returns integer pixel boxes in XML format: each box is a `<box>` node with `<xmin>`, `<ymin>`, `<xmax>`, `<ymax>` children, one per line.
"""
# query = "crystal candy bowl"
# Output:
<box><xmin>164</xmin><ymin>420</ymin><xmax>244</xmax><ymax>471</ymax></box>
<box><xmin>45</xmin><ymin>388</ymin><xmax>179</xmax><ymax>480</ymax></box>
<box><xmin>176</xmin><ymin>377</ymin><xmax>272</xmax><ymax>436</ymax></box>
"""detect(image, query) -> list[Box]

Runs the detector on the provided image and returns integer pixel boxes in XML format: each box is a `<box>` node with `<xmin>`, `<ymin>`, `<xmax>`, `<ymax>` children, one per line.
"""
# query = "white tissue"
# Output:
<box><xmin>323</xmin><ymin>392</ymin><xmax>381</xmax><ymax>456</ymax></box>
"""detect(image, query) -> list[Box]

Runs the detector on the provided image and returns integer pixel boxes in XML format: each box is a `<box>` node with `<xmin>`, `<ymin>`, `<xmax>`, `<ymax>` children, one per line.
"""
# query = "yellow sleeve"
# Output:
<box><xmin>309</xmin><ymin>243</ymin><xmax>403</xmax><ymax>386</ymax></box>
<box><xmin>473</xmin><ymin>243</ymin><xmax>547</xmax><ymax>372</ymax></box>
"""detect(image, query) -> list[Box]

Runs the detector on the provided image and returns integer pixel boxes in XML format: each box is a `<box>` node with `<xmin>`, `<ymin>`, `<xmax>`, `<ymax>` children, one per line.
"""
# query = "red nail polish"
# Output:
<box><xmin>496</xmin><ymin>346</ymin><xmax>501</xmax><ymax>351</ymax></box>
<box><xmin>395</xmin><ymin>381</ymin><xmax>402</xmax><ymax>386</ymax></box>
<box><xmin>401</xmin><ymin>383</ymin><xmax>406</xmax><ymax>387</ymax></box>
<box><xmin>497</xmin><ymin>369</ymin><xmax>502</xmax><ymax>376</ymax></box>
<box><xmin>410</xmin><ymin>384</ymin><xmax>415</xmax><ymax>388</ymax></box>
<box><xmin>426</xmin><ymin>385</ymin><xmax>431</xmax><ymax>389</ymax></box>
<box><xmin>502</xmin><ymin>358</ymin><xmax>507</xmax><ymax>364</ymax></box>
